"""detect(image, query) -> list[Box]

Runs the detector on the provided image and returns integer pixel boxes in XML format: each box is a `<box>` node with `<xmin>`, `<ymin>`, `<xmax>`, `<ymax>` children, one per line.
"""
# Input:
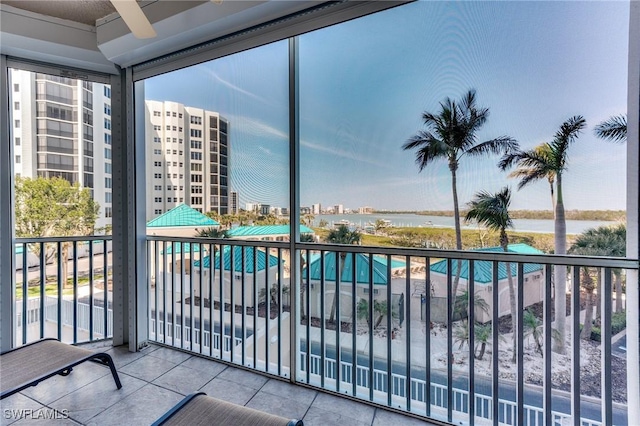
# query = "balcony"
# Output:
<box><xmin>2</xmin><ymin>342</ymin><xmax>433</xmax><ymax>426</ymax></box>
<box><xmin>1</xmin><ymin>2</ymin><xmax>639</xmax><ymax>425</ymax></box>
<box><xmin>7</xmin><ymin>235</ymin><xmax>637</xmax><ymax>425</ymax></box>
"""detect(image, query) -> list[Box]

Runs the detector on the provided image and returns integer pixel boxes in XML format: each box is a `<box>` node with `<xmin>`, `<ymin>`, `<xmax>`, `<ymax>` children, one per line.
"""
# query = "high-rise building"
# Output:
<box><xmin>10</xmin><ymin>69</ymin><xmax>112</xmax><ymax>230</ymax></box>
<box><xmin>230</xmin><ymin>191</ymin><xmax>238</xmax><ymax>215</ymax></box>
<box><xmin>145</xmin><ymin>100</ymin><xmax>230</xmax><ymax>220</ymax></box>
<box><xmin>334</xmin><ymin>204</ymin><xmax>344</xmax><ymax>214</ymax></box>
<box><xmin>312</xmin><ymin>203</ymin><xmax>322</xmax><ymax>215</ymax></box>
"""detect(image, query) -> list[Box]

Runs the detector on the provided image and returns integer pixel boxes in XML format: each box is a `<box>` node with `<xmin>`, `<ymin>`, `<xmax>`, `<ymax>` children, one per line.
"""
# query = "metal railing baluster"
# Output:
<box><xmin>425</xmin><ymin>256</ymin><xmax>432</xmax><ymax>418</ymax></box>
<box><xmin>352</xmin><ymin>251</ymin><xmax>357</xmax><ymax>397</ymax></box>
<box><xmin>517</xmin><ymin>263</ymin><xmax>524</xmax><ymax>426</ymax></box>
<box><xmin>305</xmin><ymin>248</ymin><xmax>311</xmax><ymax>384</ymax></box>
<box><xmin>219</xmin><ymin>244</ymin><xmax>225</xmax><ymax>360</ymax></box>
<box><xmin>320</xmin><ymin>250</ymin><xmax>325</xmax><ymax>388</ymax></box>
<box><xmin>571</xmin><ymin>266</ymin><xmax>581</xmax><ymax>426</ymax></box>
<box><xmin>543</xmin><ymin>264</ymin><xmax>552</xmax><ymax>426</ymax></box>
<box><xmin>190</xmin><ymin>244</ymin><xmax>194</xmax><ymax>351</ymax></box>
<box><xmin>447</xmin><ymin>257</ymin><xmax>453</xmax><ymax>423</ymax></box>
<box><xmin>104</xmin><ymin>239</ymin><xmax>109</xmax><ymax>338</ymax></box>
<box><xmin>386</xmin><ymin>254</ymin><xmax>392</xmax><ymax>407</ymax></box>
<box><xmin>336</xmin><ymin>250</ymin><xmax>341</xmax><ymax>393</ymax></box>
<box><xmin>22</xmin><ymin>242</ymin><xmax>27</xmax><ymax>345</ymax></box>
<box><xmin>88</xmin><ymin>241</ymin><xmax>94</xmax><ymax>341</ymax></box>
<box><xmin>368</xmin><ymin>252</ymin><xmax>374</xmax><ymax>403</ymax></box>
<box><xmin>73</xmin><ymin>241</ymin><xmax>78</xmax><ymax>343</ymax></box>
<box><xmin>209</xmin><ymin>243</ymin><xmax>215</xmax><ymax>357</ymax></box>
<box><xmin>154</xmin><ymin>240</ymin><xmax>159</xmax><ymax>342</ymax></box>
<box><xmin>253</xmin><ymin>246</ymin><xmax>257</xmax><ymax>367</ymax></box>
<box><xmin>241</xmin><ymin>246</ymin><xmax>246</xmax><ymax>365</ymax></box>
<box><xmin>278</xmin><ymin>248</ymin><xmax>283</xmax><ymax>376</ymax></box>
<box><xmin>171</xmin><ymin>241</ymin><xmax>176</xmax><ymax>347</ymax></box>
<box><xmin>39</xmin><ymin>242</ymin><xmax>45</xmax><ymax>339</ymax></box>
<box><xmin>601</xmin><ymin>267</ymin><xmax>613</xmax><ymax>426</ymax></box>
<box><xmin>57</xmin><ymin>241</ymin><xmax>62</xmax><ymax>341</ymax></box>
<box><xmin>492</xmin><ymin>261</ymin><xmax>499</xmax><ymax>426</ymax></box>
<box><xmin>469</xmin><ymin>260</ymin><xmax>475</xmax><ymax>426</ymax></box>
<box><xmin>405</xmin><ymin>255</ymin><xmax>412</xmax><ymax>412</ymax></box>
<box><xmin>230</xmin><ymin>244</ymin><xmax>235</xmax><ymax>363</ymax></box>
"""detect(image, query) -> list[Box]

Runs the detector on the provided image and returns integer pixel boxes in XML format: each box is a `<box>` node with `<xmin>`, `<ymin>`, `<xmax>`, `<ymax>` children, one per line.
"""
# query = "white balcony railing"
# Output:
<box><xmin>145</xmin><ymin>235</ymin><xmax>637</xmax><ymax>426</ymax></box>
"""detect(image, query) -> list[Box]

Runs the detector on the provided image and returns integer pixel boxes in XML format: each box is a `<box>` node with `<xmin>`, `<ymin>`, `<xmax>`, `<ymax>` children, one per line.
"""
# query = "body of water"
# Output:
<box><xmin>313</xmin><ymin>213</ymin><xmax>619</xmax><ymax>235</ymax></box>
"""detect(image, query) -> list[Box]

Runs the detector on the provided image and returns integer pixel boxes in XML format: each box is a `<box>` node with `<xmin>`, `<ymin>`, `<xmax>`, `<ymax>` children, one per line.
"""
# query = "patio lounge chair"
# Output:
<box><xmin>0</xmin><ymin>338</ymin><xmax>122</xmax><ymax>400</ymax></box>
<box><xmin>153</xmin><ymin>392</ymin><xmax>304</xmax><ymax>426</ymax></box>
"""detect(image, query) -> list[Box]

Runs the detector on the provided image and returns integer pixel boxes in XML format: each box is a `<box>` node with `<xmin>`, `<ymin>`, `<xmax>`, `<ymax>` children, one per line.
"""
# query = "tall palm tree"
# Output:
<box><xmin>506</xmin><ymin>144</ymin><xmax>557</xmax><ymax>213</ymax></box>
<box><xmin>403</xmin><ymin>89</ymin><xmax>518</xmax><ymax>300</ymax></box>
<box><xmin>465</xmin><ymin>186</ymin><xmax>517</xmax><ymax>362</ymax></box>
<box><xmin>500</xmin><ymin>115</ymin><xmax>587</xmax><ymax>354</ymax></box>
<box><xmin>595</xmin><ymin>114</ymin><xmax>627</xmax><ymax>143</ymax></box>
<box><xmin>326</xmin><ymin>225</ymin><xmax>361</xmax><ymax>323</ymax></box>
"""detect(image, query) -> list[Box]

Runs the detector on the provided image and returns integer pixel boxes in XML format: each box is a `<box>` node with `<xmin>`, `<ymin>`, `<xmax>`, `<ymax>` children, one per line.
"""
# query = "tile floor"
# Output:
<box><xmin>1</xmin><ymin>343</ymin><xmax>440</xmax><ymax>426</ymax></box>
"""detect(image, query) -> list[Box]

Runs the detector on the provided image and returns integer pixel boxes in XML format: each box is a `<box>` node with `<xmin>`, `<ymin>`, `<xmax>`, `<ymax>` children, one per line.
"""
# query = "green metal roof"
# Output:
<box><xmin>226</xmin><ymin>224</ymin><xmax>314</xmax><ymax>238</ymax></box>
<box><xmin>305</xmin><ymin>252</ymin><xmax>400</xmax><ymax>285</ymax></box>
<box><xmin>193</xmin><ymin>246</ymin><xmax>280</xmax><ymax>273</ymax></box>
<box><xmin>146</xmin><ymin>204</ymin><xmax>219</xmax><ymax>228</ymax></box>
<box><xmin>160</xmin><ymin>242</ymin><xmax>203</xmax><ymax>255</ymax></box>
<box><xmin>429</xmin><ymin>244</ymin><xmax>544</xmax><ymax>284</ymax></box>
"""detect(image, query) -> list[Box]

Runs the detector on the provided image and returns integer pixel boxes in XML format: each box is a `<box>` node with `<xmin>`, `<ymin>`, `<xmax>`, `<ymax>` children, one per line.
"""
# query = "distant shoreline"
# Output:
<box><xmin>372</xmin><ymin>210</ymin><xmax>625</xmax><ymax>222</ymax></box>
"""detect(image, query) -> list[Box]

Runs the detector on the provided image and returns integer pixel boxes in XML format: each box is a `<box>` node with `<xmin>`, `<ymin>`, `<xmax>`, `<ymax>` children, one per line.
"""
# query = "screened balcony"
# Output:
<box><xmin>1</xmin><ymin>1</ymin><xmax>639</xmax><ymax>426</ymax></box>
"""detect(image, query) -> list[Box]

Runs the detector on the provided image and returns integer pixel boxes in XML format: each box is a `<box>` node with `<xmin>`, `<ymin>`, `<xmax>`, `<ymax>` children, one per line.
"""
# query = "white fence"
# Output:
<box><xmin>16</xmin><ymin>295</ymin><xmax>113</xmax><ymax>338</ymax></box>
<box><xmin>300</xmin><ymin>351</ymin><xmax>601</xmax><ymax>426</ymax></box>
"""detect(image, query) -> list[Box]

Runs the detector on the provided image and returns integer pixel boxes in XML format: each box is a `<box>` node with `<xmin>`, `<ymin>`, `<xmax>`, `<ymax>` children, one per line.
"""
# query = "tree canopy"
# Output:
<box><xmin>14</xmin><ymin>176</ymin><xmax>100</xmax><ymax>238</ymax></box>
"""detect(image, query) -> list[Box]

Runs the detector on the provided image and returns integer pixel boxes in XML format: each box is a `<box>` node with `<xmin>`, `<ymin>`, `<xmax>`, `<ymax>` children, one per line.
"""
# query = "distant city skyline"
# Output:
<box><xmin>144</xmin><ymin>1</ymin><xmax>629</xmax><ymax>213</ymax></box>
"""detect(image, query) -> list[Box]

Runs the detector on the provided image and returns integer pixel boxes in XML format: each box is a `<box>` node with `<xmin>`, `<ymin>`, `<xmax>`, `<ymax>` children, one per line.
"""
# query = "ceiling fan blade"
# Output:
<box><xmin>110</xmin><ymin>0</ymin><xmax>157</xmax><ymax>39</ymax></box>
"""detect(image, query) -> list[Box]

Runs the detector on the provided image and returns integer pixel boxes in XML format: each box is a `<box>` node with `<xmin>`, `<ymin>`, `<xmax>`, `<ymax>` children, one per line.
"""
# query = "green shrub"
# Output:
<box><xmin>589</xmin><ymin>311</ymin><xmax>626</xmax><ymax>342</ymax></box>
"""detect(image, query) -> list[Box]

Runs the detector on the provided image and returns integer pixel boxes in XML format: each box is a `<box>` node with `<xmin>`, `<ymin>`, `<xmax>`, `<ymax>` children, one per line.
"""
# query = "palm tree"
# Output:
<box><xmin>454</xmin><ymin>289</ymin><xmax>490</xmax><ymax>320</ymax></box>
<box><xmin>196</xmin><ymin>227</ymin><xmax>227</xmax><ymax>238</ymax></box>
<box><xmin>326</xmin><ymin>225</ymin><xmax>361</xmax><ymax>323</ymax></box>
<box><xmin>403</xmin><ymin>89</ymin><xmax>518</xmax><ymax>300</ymax></box>
<box><xmin>465</xmin><ymin>186</ymin><xmax>517</xmax><ymax>362</ymax></box>
<box><xmin>569</xmin><ymin>225</ymin><xmax>626</xmax><ymax>338</ymax></box>
<box><xmin>523</xmin><ymin>309</ymin><xmax>561</xmax><ymax>354</ymax></box>
<box><xmin>500</xmin><ymin>115</ymin><xmax>586</xmax><ymax>354</ymax></box>
<box><xmin>453</xmin><ymin>320</ymin><xmax>493</xmax><ymax>360</ymax></box>
<box><xmin>595</xmin><ymin>114</ymin><xmax>627</xmax><ymax>143</ymax></box>
<box><xmin>506</xmin><ymin>144</ymin><xmax>557</xmax><ymax>212</ymax></box>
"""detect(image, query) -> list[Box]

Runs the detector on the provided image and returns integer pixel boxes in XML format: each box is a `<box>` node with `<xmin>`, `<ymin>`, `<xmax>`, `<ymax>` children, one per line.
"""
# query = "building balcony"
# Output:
<box><xmin>6</xmin><ymin>235</ymin><xmax>637</xmax><ymax>425</ymax></box>
<box><xmin>2</xmin><ymin>341</ymin><xmax>434</xmax><ymax>426</ymax></box>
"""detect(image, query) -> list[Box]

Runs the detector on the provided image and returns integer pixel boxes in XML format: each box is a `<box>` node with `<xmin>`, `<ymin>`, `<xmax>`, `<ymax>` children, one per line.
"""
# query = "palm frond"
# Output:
<box><xmin>464</xmin><ymin>136</ymin><xmax>519</xmax><ymax>157</ymax></box>
<box><xmin>594</xmin><ymin>114</ymin><xmax>627</xmax><ymax>142</ymax></box>
<box><xmin>465</xmin><ymin>187</ymin><xmax>513</xmax><ymax>231</ymax></box>
<box><xmin>403</xmin><ymin>132</ymin><xmax>450</xmax><ymax>172</ymax></box>
<box><xmin>550</xmin><ymin>115</ymin><xmax>586</xmax><ymax>158</ymax></box>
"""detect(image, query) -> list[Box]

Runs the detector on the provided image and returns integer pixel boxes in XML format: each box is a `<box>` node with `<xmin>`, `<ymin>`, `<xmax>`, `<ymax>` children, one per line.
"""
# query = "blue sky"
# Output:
<box><xmin>144</xmin><ymin>1</ymin><xmax>629</xmax><ymax>212</ymax></box>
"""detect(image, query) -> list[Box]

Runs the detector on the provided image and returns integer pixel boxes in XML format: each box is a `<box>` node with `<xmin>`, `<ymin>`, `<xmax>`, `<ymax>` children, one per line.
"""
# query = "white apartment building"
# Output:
<box><xmin>145</xmin><ymin>100</ymin><xmax>229</xmax><ymax>220</ymax></box>
<box><xmin>10</xmin><ymin>69</ymin><xmax>112</xmax><ymax>231</ymax></box>
<box><xmin>230</xmin><ymin>191</ymin><xmax>238</xmax><ymax>215</ymax></box>
<box><xmin>334</xmin><ymin>204</ymin><xmax>344</xmax><ymax>214</ymax></box>
<box><xmin>312</xmin><ymin>203</ymin><xmax>321</xmax><ymax>215</ymax></box>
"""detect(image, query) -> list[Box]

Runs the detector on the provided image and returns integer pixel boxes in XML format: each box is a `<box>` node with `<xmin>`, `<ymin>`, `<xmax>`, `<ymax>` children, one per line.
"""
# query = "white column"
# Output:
<box><xmin>626</xmin><ymin>1</ymin><xmax>640</xmax><ymax>420</ymax></box>
<box><xmin>0</xmin><ymin>55</ymin><xmax>15</xmax><ymax>352</ymax></box>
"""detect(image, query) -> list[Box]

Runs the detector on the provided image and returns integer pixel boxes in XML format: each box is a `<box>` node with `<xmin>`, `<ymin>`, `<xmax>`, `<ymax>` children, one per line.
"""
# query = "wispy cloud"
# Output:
<box><xmin>258</xmin><ymin>146</ymin><xmax>272</xmax><ymax>156</ymax></box>
<box><xmin>300</xmin><ymin>139</ymin><xmax>392</xmax><ymax>169</ymax></box>
<box><xmin>201</xmin><ymin>69</ymin><xmax>271</xmax><ymax>105</ymax></box>
<box><xmin>224</xmin><ymin>114</ymin><xmax>288</xmax><ymax>140</ymax></box>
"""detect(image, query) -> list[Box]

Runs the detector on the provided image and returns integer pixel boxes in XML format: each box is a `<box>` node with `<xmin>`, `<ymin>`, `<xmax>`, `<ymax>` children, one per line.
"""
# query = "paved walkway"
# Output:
<box><xmin>1</xmin><ymin>342</ymin><xmax>441</xmax><ymax>426</ymax></box>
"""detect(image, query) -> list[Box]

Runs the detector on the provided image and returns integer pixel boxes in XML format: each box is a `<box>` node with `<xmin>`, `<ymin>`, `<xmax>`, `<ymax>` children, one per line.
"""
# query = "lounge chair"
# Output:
<box><xmin>0</xmin><ymin>338</ymin><xmax>122</xmax><ymax>400</ymax></box>
<box><xmin>153</xmin><ymin>392</ymin><xmax>303</xmax><ymax>426</ymax></box>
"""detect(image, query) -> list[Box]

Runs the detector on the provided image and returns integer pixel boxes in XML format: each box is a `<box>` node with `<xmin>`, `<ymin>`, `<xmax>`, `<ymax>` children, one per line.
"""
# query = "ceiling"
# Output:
<box><xmin>1</xmin><ymin>1</ymin><xmax>406</xmax><ymax>74</ymax></box>
<box><xmin>2</xmin><ymin>0</ymin><xmax>117</xmax><ymax>26</ymax></box>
